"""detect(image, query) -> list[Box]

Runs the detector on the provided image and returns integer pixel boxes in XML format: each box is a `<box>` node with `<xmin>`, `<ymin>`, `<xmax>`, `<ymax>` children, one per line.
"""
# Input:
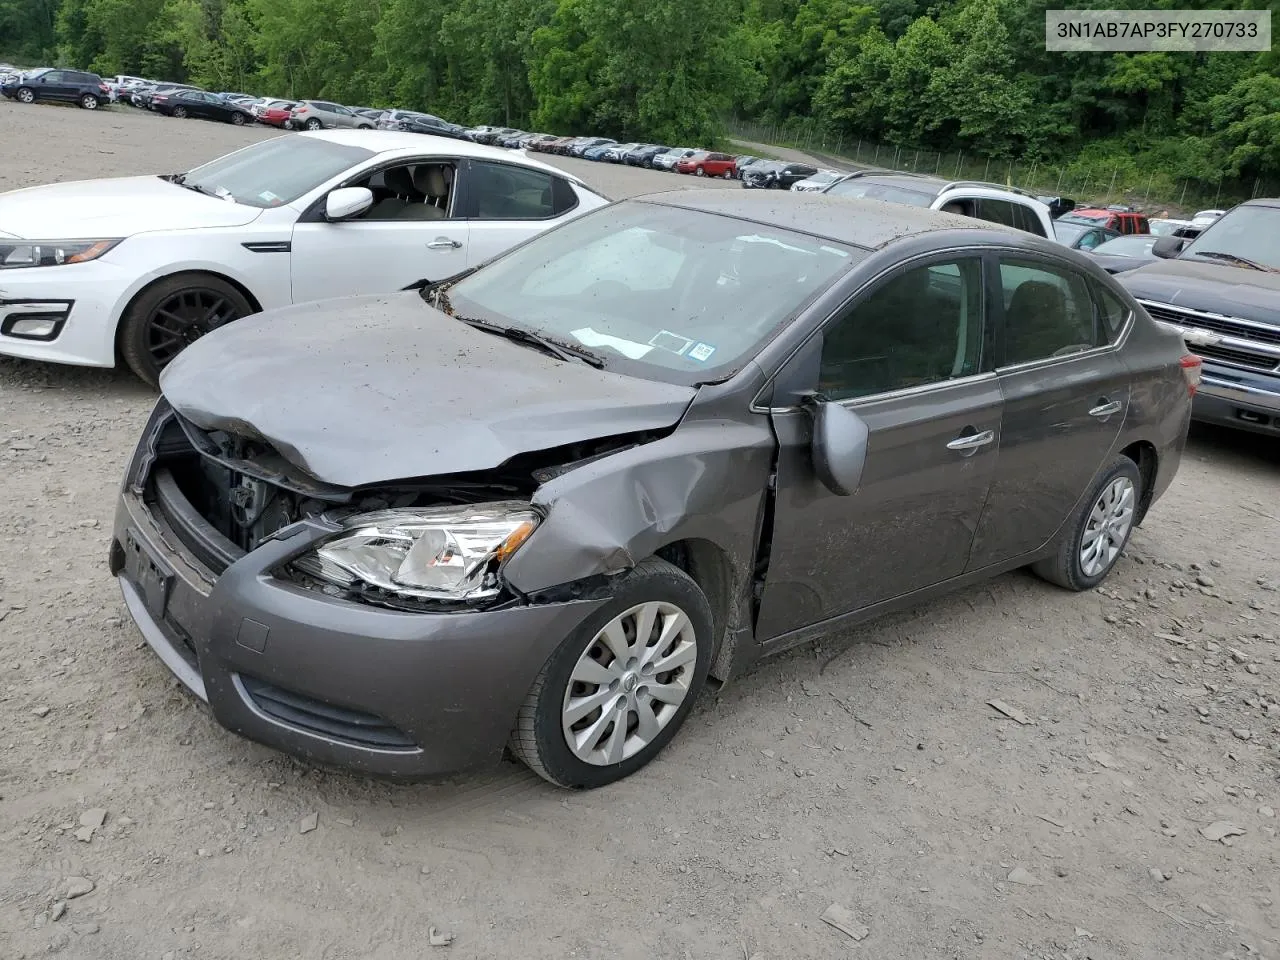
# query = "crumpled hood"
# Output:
<box><xmin>1119</xmin><ymin>258</ymin><xmax>1280</xmax><ymax>319</ymax></box>
<box><xmin>0</xmin><ymin>176</ymin><xmax>262</xmax><ymax>239</ymax></box>
<box><xmin>159</xmin><ymin>293</ymin><xmax>697</xmax><ymax>487</ymax></box>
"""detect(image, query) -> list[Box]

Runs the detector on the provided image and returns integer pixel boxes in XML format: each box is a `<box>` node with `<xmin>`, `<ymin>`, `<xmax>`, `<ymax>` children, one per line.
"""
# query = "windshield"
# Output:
<box><xmin>1182</xmin><ymin>205</ymin><xmax>1280</xmax><ymax>270</ymax></box>
<box><xmin>1060</xmin><ymin>212</ymin><xmax>1110</xmax><ymax>226</ymax></box>
<box><xmin>1053</xmin><ymin>221</ymin><xmax>1095</xmax><ymax>245</ymax></box>
<box><xmin>824</xmin><ymin>178</ymin><xmax>935</xmax><ymax>206</ymax></box>
<box><xmin>444</xmin><ymin>202</ymin><xmax>859</xmax><ymax>386</ymax></box>
<box><xmin>177</xmin><ymin>136</ymin><xmax>375</xmax><ymax>208</ymax></box>
<box><xmin>1093</xmin><ymin>235</ymin><xmax>1155</xmax><ymax>257</ymax></box>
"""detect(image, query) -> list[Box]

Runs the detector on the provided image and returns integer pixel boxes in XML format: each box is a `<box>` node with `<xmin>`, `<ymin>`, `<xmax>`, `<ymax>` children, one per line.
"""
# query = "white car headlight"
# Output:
<box><xmin>1</xmin><ymin>239</ymin><xmax>121</xmax><ymax>269</ymax></box>
<box><xmin>294</xmin><ymin>502</ymin><xmax>539</xmax><ymax>602</ymax></box>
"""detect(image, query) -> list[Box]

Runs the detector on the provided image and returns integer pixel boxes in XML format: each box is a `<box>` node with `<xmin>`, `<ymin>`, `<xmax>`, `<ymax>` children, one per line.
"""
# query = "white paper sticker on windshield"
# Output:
<box><xmin>688</xmin><ymin>342</ymin><xmax>716</xmax><ymax>363</ymax></box>
<box><xmin>259</xmin><ymin>190</ymin><xmax>281</xmax><ymax>203</ymax></box>
<box><xmin>570</xmin><ymin>327</ymin><xmax>653</xmax><ymax>359</ymax></box>
<box><xmin>650</xmin><ymin>330</ymin><xmax>694</xmax><ymax>356</ymax></box>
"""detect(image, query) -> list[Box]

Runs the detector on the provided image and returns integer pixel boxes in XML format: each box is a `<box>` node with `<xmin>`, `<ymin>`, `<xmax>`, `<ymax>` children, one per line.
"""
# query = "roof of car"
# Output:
<box><xmin>301</xmin><ymin>129</ymin><xmax>587</xmax><ymax>184</ymax></box>
<box><xmin>637</xmin><ymin>189</ymin><xmax>1032</xmax><ymax>250</ymax></box>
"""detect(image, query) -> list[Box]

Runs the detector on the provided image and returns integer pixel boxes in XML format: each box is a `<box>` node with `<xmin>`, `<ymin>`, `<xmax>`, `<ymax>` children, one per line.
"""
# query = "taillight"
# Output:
<box><xmin>1180</xmin><ymin>354</ymin><xmax>1202</xmax><ymax>397</ymax></box>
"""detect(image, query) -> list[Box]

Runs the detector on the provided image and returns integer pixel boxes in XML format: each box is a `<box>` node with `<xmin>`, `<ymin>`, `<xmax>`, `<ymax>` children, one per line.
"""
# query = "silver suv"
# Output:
<box><xmin>288</xmin><ymin>100</ymin><xmax>374</xmax><ymax>131</ymax></box>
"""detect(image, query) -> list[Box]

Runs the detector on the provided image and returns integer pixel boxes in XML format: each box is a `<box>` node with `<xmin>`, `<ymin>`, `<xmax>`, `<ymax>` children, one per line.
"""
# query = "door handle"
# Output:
<box><xmin>427</xmin><ymin>238</ymin><xmax>462</xmax><ymax>250</ymax></box>
<box><xmin>946</xmin><ymin>429</ymin><xmax>995</xmax><ymax>452</ymax></box>
<box><xmin>1089</xmin><ymin>399</ymin><xmax>1123</xmax><ymax>419</ymax></box>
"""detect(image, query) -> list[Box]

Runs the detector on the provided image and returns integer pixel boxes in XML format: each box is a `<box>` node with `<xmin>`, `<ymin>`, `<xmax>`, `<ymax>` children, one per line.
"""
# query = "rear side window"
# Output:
<box><xmin>466</xmin><ymin>161</ymin><xmax>557</xmax><ymax>220</ymax></box>
<box><xmin>1013</xmin><ymin>203</ymin><xmax>1047</xmax><ymax>236</ymax></box>
<box><xmin>999</xmin><ymin>258</ymin><xmax>1102</xmax><ymax>364</ymax></box>
<box><xmin>1092</xmin><ymin>282</ymin><xmax>1131</xmax><ymax>343</ymax></box>
<box><xmin>976</xmin><ymin>199</ymin><xmax>1020</xmax><ymax>230</ymax></box>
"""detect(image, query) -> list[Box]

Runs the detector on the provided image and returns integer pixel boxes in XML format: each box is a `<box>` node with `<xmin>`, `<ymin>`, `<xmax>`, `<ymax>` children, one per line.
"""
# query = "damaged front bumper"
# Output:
<box><xmin>109</xmin><ymin>479</ymin><xmax>608</xmax><ymax>779</ymax></box>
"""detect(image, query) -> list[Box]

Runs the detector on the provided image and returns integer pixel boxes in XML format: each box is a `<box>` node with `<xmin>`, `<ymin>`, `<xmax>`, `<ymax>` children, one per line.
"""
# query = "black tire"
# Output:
<box><xmin>79</xmin><ymin>93</ymin><xmax>99</xmax><ymax>110</ymax></box>
<box><xmin>230</xmin><ymin>111</ymin><xmax>245</xmax><ymax>125</ymax></box>
<box><xmin>118</xmin><ymin>274</ymin><xmax>254</xmax><ymax>387</ymax></box>
<box><xmin>694</xmin><ymin>166</ymin><xmax>705</xmax><ymax>177</ymax></box>
<box><xmin>172</xmin><ymin>106</ymin><xmax>188</xmax><ymax>119</ymax></box>
<box><xmin>16</xmin><ymin>86</ymin><xmax>35</xmax><ymax>104</ymax></box>
<box><xmin>510</xmin><ymin>557</ymin><xmax>713</xmax><ymax>788</ymax></box>
<box><xmin>1031</xmin><ymin>455</ymin><xmax>1142</xmax><ymax>591</ymax></box>
<box><xmin>305</xmin><ymin>118</ymin><xmax>322</xmax><ymax>130</ymax></box>
<box><xmin>722</xmin><ymin>168</ymin><xmax>733</xmax><ymax>179</ymax></box>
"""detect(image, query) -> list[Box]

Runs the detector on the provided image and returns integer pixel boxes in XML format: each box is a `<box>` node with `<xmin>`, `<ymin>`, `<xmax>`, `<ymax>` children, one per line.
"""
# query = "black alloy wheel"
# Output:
<box><xmin>119</xmin><ymin>276</ymin><xmax>252</xmax><ymax>386</ymax></box>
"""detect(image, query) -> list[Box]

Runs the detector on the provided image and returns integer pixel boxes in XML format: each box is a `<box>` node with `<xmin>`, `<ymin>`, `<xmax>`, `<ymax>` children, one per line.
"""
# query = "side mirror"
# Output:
<box><xmin>805</xmin><ymin>395</ymin><xmax>869</xmax><ymax>497</ymax></box>
<box><xmin>1151</xmin><ymin>236</ymin><xmax>1185</xmax><ymax>259</ymax></box>
<box><xmin>324</xmin><ymin>186</ymin><xmax>373</xmax><ymax>222</ymax></box>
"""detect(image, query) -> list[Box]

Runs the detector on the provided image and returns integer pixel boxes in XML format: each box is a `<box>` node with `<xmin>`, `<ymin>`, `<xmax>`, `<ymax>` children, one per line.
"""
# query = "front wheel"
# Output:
<box><xmin>79</xmin><ymin>93</ymin><xmax>99</xmax><ymax>110</ymax></box>
<box><xmin>118</xmin><ymin>274</ymin><xmax>253</xmax><ymax>387</ymax></box>
<box><xmin>1031</xmin><ymin>455</ymin><xmax>1142</xmax><ymax>591</ymax></box>
<box><xmin>16</xmin><ymin>86</ymin><xmax>35</xmax><ymax>104</ymax></box>
<box><xmin>230</xmin><ymin>111</ymin><xmax>245</xmax><ymax>125</ymax></box>
<box><xmin>305</xmin><ymin>118</ymin><xmax>322</xmax><ymax>130</ymax></box>
<box><xmin>511</xmin><ymin>557</ymin><xmax>713</xmax><ymax>788</ymax></box>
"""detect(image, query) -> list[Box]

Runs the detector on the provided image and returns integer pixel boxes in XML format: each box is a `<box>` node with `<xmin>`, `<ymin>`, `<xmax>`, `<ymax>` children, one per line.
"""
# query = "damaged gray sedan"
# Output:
<box><xmin>110</xmin><ymin>191</ymin><xmax>1198</xmax><ymax>788</ymax></box>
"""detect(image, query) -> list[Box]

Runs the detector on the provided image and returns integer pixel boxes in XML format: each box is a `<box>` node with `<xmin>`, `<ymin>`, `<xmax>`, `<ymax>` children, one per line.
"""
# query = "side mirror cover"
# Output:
<box><xmin>808</xmin><ymin>397</ymin><xmax>870</xmax><ymax>497</ymax></box>
<box><xmin>324</xmin><ymin>186</ymin><xmax>374</xmax><ymax>222</ymax></box>
<box><xmin>1151</xmin><ymin>235</ymin><xmax>1185</xmax><ymax>259</ymax></box>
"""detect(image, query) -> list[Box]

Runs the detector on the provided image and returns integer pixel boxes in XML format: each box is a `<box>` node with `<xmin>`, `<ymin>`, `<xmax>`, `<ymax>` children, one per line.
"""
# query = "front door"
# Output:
<box><xmin>966</xmin><ymin>254</ymin><xmax>1131</xmax><ymax>568</ymax></box>
<box><xmin>756</xmin><ymin>254</ymin><xmax>1003</xmax><ymax>643</ymax></box>
<box><xmin>39</xmin><ymin>71</ymin><xmax>74</xmax><ymax>101</ymax></box>
<box><xmin>289</xmin><ymin>162</ymin><xmax>470</xmax><ymax>303</ymax></box>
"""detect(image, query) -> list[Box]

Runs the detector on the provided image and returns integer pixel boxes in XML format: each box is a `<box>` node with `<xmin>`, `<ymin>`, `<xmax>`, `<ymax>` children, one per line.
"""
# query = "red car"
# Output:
<box><xmin>252</xmin><ymin>99</ymin><xmax>296</xmax><ymax>127</ymax></box>
<box><xmin>675</xmin><ymin>151</ymin><xmax>737</xmax><ymax>178</ymax></box>
<box><xmin>1062</xmin><ymin>206</ymin><xmax>1151</xmax><ymax>235</ymax></box>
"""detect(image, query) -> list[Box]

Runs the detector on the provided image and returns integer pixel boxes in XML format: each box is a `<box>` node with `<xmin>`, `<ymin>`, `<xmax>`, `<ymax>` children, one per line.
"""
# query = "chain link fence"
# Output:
<box><xmin>728</xmin><ymin>117</ymin><xmax>1279</xmax><ymax>216</ymax></box>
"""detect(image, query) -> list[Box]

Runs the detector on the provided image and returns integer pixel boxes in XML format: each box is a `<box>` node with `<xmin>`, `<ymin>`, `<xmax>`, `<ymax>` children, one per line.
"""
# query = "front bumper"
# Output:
<box><xmin>110</xmin><ymin>485</ymin><xmax>607</xmax><ymax>777</ymax></box>
<box><xmin>0</xmin><ymin>259</ymin><xmax>132</xmax><ymax>366</ymax></box>
<box><xmin>1193</xmin><ymin>364</ymin><xmax>1280</xmax><ymax>436</ymax></box>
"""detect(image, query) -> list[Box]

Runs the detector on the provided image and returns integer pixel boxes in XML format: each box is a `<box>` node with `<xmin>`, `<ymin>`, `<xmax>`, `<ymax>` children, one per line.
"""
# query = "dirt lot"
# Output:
<box><xmin>1</xmin><ymin>101</ymin><xmax>1278</xmax><ymax>960</ymax></box>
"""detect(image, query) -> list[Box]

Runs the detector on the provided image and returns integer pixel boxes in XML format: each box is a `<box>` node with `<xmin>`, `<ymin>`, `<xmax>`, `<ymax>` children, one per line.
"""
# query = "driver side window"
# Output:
<box><xmin>999</xmin><ymin>258</ymin><xmax>1101</xmax><ymax>365</ymax></box>
<box><xmin>356</xmin><ymin>162</ymin><xmax>456</xmax><ymax>221</ymax></box>
<box><xmin>820</xmin><ymin>258</ymin><xmax>986</xmax><ymax>401</ymax></box>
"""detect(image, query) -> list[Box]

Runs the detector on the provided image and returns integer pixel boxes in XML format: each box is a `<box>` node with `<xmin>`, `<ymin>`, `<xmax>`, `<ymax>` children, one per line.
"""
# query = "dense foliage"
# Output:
<box><xmin>2</xmin><ymin>0</ymin><xmax>1278</xmax><ymax>180</ymax></box>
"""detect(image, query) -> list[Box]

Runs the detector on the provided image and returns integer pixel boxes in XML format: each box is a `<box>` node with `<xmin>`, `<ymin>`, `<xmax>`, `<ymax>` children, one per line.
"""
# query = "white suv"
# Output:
<box><xmin>821</xmin><ymin>172</ymin><xmax>1054</xmax><ymax>238</ymax></box>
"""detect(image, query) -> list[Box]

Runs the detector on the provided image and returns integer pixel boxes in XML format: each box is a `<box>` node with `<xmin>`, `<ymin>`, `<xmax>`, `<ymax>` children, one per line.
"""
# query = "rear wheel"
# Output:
<box><xmin>722</xmin><ymin>168</ymin><xmax>733</xmax><ymax>179</ymax></box>
<box><xmin>119</xmin><ymin>274</ymin><xmax>253</xmax><ymax>387</ymax></box>
<box><xmin>1031</xmin><ymin>455</ymin><xmax>1142</xmax><ymax>591</ymax></box>
<box><xmin>79</xmin><ymin>93</ymin><xmax>99</xmax><ymax>110</ymax></box>
<box><xmin>230</xmin><ymin>111</ymin><xmax>245</xmax><ymax>125</ymax></box>
<box><xmin>694</xmin><ymin>166</ymin><xmax>705</xmax><ymax>177</ymax></box>
<box><xmin>305</xmin><ymin>118</ymin><xmax>322</xmax><ymax>130</ymax></box>
<box><xmin>16</xmin><ymin>86</ymin><xmax>34</xmax><ymax>104</ymax></box>
<box><xmin>510</xmin><ymin>558</ymin><xmax>713</xmax><ymax>788</ymax></box>
<box><xmin>171</xmin><ymin>106</ymin><xmax>188</xmax><ymax>119</ymax></box>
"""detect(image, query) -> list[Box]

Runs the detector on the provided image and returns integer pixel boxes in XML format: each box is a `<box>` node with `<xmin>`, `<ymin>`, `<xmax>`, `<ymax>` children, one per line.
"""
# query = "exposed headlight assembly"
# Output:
<box><xmin>1</xmin><ymin>239</ymin><xmax>122</xmax><ymax>269</ymax></box>
<box><xmin>294</xmin><ymin>502</ymin><xmax>539</xmax><ymax>602</ymax></box>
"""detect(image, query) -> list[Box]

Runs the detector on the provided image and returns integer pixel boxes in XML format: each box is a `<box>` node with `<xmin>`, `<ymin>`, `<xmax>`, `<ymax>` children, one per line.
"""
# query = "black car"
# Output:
<box><xmin>626</xmin><ymin>145</ymin><xmax>668</xmax><ymax>167</ymax></box>
<box><xmin>151</xmin><ymin>89</ymin><xmax>256</xmax><ymax>125</ymax></box>
<box><xmin>1087</xmin><ymin>234</ymin><xmax>1159</xmax><ymax>274</ymax></box>
<box><xmin>133</xmin><ymin>82</ymin><xmax>200</xmax><ymax>109</ymax></box>
<box><xmin>381</xmin><ymin>110</ymin><xmax>464</xmax><ymax>138</ymax></box>
<box><xmin>742</xmin><ymin>161</ymin><xmax>818</xmax><ymax>189</ymax></box>
<box><xmin>2</xmin><ymin>68</ymin><xmax>111</xmax><ymax>110</ymax></box>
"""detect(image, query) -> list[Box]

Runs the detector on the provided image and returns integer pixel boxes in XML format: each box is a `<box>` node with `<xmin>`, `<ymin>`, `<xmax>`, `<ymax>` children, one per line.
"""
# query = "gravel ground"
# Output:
<box><xmin>1</xmin><ymin>100</ymin><xmax>1278</xmax><ymax>960</ymax></box>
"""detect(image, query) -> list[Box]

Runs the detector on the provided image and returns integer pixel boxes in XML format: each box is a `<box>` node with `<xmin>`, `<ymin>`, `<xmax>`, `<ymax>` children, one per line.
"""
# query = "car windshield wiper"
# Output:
<box><xmin>1191</xmin><ymin>250</ymin><xmax>1279</xmax><ymax>272</ymax></box>
<box><xmin>456</xmin><ymin>315</ymin><xmax>605</xmax><ymax>368</ymax></box>
<box><xmin>167</xmin><ymin>173</ymin><xmax>218</xmax><ymax>198</ymax></box>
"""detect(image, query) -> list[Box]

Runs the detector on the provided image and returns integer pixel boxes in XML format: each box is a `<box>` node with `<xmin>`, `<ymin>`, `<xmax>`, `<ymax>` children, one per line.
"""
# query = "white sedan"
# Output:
<box><xmin>0</xmin><ymin>131</ymin><xmax>609</xmax><ymax>384</ymax></box>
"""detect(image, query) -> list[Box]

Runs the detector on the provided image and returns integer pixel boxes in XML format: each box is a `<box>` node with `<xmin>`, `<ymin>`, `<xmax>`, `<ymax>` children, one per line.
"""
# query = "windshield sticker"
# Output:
<box><xmin>569</xmin><ymin>327</ymin><xmax>653</xmax><ymax>360</ymax></box>
<box><xmin>649</xmin><ymin>330</ymin><xmax>694</xmax><ymax>356</ymax></box>
<box><xmin>688</xmin><ymin>342</ymin><xmax>716</xmax><ymax>363</ymax></box>
<box><xmin>258</xmin><ymin>190</ymin><xmax>281</xmax><ymax>204</ymax></box>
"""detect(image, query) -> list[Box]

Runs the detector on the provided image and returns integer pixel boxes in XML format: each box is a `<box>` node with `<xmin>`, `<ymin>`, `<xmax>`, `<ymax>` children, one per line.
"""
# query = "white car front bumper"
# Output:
<box><xmin>0</xmin><ymin>259</ymin><xmax>133</xmax><ymax>367</ymax></box>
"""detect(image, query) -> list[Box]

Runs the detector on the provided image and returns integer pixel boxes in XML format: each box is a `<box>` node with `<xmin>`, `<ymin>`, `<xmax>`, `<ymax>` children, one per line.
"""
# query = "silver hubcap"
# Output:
<box><xmin>84</xmin><ymin>97</ymin><xmax>96</xmax><ymax>109</ymax></box>
<box><xmin>562</xmin><ymin>601</ymin><xmax>697</xmax><ymax>766</ymax></box>
<box><xmin>18</xmin><ymin>89</ymin><xmax>33</xmax><ymax>102</ymax></box>
<box><xmin>1079</xmin><ymin>476</ymin><xmax>1135</xmax><ymax>577</ymax></box>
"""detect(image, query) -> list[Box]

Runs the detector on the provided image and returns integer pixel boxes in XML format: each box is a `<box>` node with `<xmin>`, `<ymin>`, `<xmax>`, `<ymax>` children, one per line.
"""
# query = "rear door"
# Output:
<box><xmin>756</xmin><ymin>253</ymin><xmax>1002</xmax><ymax>642</ymax></box>
<box><xmin>455</xmin><ymin>159</ymin><xmax>583</xmax><ymax>268</ymax></box>
<box><xmin>966</xmin><ymin>252</ymin><xmax>1132</xmax><ymax>569</ymax></box>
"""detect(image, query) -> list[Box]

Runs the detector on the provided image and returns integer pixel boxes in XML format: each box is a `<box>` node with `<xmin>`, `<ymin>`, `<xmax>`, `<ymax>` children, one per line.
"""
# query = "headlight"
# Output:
<box><xmin>1</xmin><ymin>239</ymin><xmax>121</xmax><ymax>269</ymax></box>
<box><xmin>293</xmin><ymin>502</ymin><xmax>539</xmax><ymax>602</ymax></box>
